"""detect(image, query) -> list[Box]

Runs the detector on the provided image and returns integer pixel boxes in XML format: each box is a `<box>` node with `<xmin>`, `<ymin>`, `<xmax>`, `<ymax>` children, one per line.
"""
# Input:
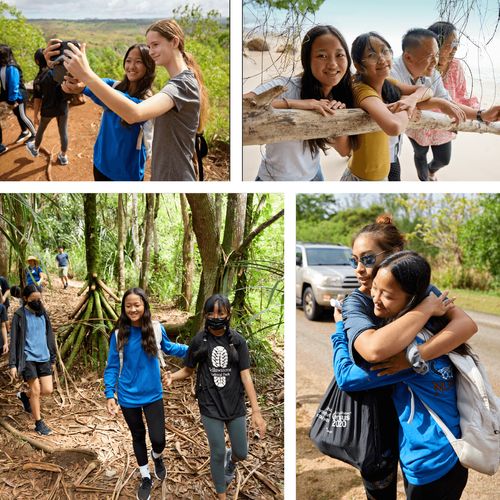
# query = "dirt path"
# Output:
<box><xmin>0</xmin><ymin>279</ymin><xmax>283</xmax><ymax>498</ymax></box>
<box><xmin>296</xmin><ymin>309</ymin><xmax>500</xmax><ymax>500</ymax></box>
<box><xmin>0</xmin><ymin>101</ymin><xmax>229</xmax><ymax>181</ymax></box>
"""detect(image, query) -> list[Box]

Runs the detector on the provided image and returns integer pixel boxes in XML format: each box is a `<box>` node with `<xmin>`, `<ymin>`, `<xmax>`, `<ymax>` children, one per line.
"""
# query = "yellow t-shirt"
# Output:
<box><xmin>348</xmin><ymin>79</ymin><xmax>399</xmax><ymax>181</ymax></box>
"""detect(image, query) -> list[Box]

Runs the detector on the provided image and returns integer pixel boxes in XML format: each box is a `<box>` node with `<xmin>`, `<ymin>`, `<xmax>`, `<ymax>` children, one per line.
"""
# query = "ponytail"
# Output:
<box><xmin>147</xmin><ymin>19</ymin><xmax>209</xmax><ymax>133</ymax></box>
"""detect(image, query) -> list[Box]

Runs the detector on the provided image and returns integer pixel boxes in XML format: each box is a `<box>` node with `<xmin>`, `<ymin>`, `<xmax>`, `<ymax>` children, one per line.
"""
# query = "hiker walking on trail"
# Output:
<box><xmin>103</xmin><ymin>288</ymin><xmax>188</xmax><ymax>500</ymax></box>
<box><xmin>26</xmin><ymin>49</ymin><xmax>70</xmax><ymax>166</ymax></box>
<box><xmin>164</xmin><ymin>294</ymin><xmax>267</xmax><ymax>500</ymax></box>
<box><xmin>25</xmin><ymin>256</ymin><xmax>47</xmax><ymax>289</ymax></box>
<box><xmin>9</xmin><ymin>285</ymin><xmax>56</xmax><ymax>436</ymax></box>
<box><xmin>0</xmin><ymin>44</ymin><xmax>36</xmax><ymax>156</ymax></box>
<box><xmin>55</xmin><ymin>245</ymin><xmax>70</xmax><ymax>289</ymax></box>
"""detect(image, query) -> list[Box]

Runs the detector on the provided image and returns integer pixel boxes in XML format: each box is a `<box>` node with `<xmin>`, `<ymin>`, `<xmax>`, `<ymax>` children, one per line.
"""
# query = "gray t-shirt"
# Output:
<box><xmin>253</xmin><ymin>76</ymin><xmax>321</xmax><ymax>181</ymax></box>
<box><xmin>151</xmin><ymin>70</ymin><xmax>200</xmax><ymax>181</ymax></box>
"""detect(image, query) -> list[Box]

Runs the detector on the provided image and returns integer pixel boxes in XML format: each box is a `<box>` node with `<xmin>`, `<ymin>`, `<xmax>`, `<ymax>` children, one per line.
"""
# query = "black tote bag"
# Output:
<box><xmin>309</xmin><ymin>376</ymin><xmax>399</xmax><ymax>478</ymax></box>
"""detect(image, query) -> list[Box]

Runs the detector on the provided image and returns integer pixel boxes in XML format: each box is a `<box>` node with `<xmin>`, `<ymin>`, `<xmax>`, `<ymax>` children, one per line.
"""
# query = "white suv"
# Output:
<box><xmin>296</xmin><ymin>242</ymin><xmax>359</xmax><ymax>320</ymax></box>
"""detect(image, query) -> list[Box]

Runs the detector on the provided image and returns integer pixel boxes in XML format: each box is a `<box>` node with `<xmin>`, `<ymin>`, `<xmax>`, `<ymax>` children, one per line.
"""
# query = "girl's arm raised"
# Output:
<box><xmin>360</xmin><ymin>95</ymin><xmax>410</xmax><ymax>136</ymax></box>
<box><xmin>63</xmin><ymin>43</ymin><xmax>174</xmax><ymax>124</ymax></box>
<box><xmin>240</xmin><ymin>369</ymin><xmax>266</xmax><ymax>438</ymax></box>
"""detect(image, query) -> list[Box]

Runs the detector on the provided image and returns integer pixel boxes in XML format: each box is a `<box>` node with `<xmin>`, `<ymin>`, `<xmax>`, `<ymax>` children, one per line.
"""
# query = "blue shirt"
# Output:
<box><xmin>56</xmin><ymin>253</ymin><xmax>69</xmax><ymax>267</ymax></box>
<box><xmin>26</xmin><ymin>266</ymin><xmax>43</xmax><ymax>286</ymax></box>
<box><xmin>103</xmin><ymin>324</ymin><xmax>188</xmax><ymax>408</ymax></box>
<box><xmin>24</xmin><ymin>309</ymin><xmax>50</xmax><ymax>362</ymax></box>
<box><xmin>332</xmin><ymin>322</ymin><xmax>460</xmax><ymax>485</ymax></box>
<box><xmin>83</xmin><ymin>79</ymin><xmax>147</xmax><ymax>181</ymax></box>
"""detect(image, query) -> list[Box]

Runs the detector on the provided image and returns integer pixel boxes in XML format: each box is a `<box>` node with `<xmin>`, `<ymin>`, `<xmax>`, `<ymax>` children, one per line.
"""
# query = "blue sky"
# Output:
<box><xmin>8</xmin><ymin>0</ymin><xmax>229</xmax><ymax>19</ymax></box>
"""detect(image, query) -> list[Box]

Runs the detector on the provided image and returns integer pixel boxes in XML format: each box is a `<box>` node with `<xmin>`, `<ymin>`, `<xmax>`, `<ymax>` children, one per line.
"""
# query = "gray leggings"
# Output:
<box><xmin>201</xmin><ymin>414</ymin><xmax>248</xmax><ymax>494</ymax></box>
<box><xmin>35</xmin><ymin>114</ymin><xmax>68</xmax><ymax>152</ymax></box>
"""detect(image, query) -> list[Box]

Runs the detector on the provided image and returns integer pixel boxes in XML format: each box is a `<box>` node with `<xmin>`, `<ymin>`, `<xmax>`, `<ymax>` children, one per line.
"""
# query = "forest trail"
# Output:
<box><xmin>0</xmin><ymin>277</ymin><xmax>283</xmax><ymax>499</ymax></box>
<box><xmin>0</xmin><ymin>101</ymin><xmax>229</xmax><ymax>182</ymax></box>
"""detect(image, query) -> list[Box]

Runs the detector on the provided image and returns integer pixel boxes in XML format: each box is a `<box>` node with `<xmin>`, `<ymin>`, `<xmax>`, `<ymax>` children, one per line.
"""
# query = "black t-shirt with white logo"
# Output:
<box><xmin>185</xmin><ymin>328</ymin><xmax>251</xmax><ymax>421</ymax></box>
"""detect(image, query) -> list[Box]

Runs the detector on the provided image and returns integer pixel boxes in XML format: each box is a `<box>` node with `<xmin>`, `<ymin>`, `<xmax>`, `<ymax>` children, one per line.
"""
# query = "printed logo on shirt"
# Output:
<box><xmin>210</xmin><ymin>346</ymin><xmax>231</xmax><ymax>387</ymax></box>
<box><xmin>430</xmin><ymin>360</ymin><xmax>455</xmax><ymax>394</ymax></box>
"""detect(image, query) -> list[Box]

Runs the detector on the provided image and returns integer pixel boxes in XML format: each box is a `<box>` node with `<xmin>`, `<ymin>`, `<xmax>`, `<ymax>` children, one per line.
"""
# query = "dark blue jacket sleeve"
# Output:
<box><xmin>332</xmin><ymin>321</ymin><xmax>416</xmax><ymax>391</ymax></box>
<box><xmin>160</xmin><ymin>325</ymin><xmax>188</xmax><ymax>359</ymax></box>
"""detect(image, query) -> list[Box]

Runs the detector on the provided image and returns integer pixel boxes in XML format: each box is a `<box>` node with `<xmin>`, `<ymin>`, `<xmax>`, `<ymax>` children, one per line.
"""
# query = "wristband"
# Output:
<box><xmin>282</xmin><ymin>97</ymin><xmax>290</xmax><ymax>109</ymax></box>
<box><xmin>406</xmin><ymin>344</ymin><xmax>429</xmax><ymax>374</ymax></box>
<box><xmin>476</xmin><ymin>109</ymin><xmax>484</xmax><ymax>123</ymax></box>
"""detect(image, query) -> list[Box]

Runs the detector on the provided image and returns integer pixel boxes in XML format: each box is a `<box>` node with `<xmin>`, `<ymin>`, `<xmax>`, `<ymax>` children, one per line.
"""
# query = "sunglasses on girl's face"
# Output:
<box><xmin>349</xmin><ymin>251</ymin><xmax>387</xmax><ymax>269</ymax></box>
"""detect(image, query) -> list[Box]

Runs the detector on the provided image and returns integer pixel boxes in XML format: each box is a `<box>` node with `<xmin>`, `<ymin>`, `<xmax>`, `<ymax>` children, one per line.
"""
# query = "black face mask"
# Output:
<box><xmin>205</xmin><ymin>317</ymin><xmax>229</xmax><ymax>331</ymax></box>
<box><xmin>28</xmin><ymin>300</ymin><xmax>44</xmax><ymax>316</ymax></box>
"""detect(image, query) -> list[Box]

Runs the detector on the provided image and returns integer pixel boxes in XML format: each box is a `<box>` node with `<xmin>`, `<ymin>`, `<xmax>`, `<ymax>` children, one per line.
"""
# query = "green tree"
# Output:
<box><xmin>0</xmin><ymin>2</ymin><xmax>45</xmax><ymax>81</ymax></box>
<box><xmin>246</xmin><ymin>0</ymin><xmax>325</xmax><ymax>13</ymax></box>
<box><xmin>296</xmin><ymin>194</ymin><xmax>337</xmax><ymax>221</ymax></box>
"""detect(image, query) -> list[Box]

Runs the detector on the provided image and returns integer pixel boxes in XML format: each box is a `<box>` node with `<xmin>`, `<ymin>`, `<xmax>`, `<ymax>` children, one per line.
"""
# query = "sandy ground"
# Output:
<box><xmin>0</xmin><ymin>100</ymin><xmax>229</xmax><ymax>182</ymax></box>
<box><xmin>243</xmin><ymin>48</ymin><xmax>499</xmax><ymax>182</ymax></box>
<box><xmin>296</xmin><ymin>309</ymin><xmax>500</xmax><ymax>499</ymax></box>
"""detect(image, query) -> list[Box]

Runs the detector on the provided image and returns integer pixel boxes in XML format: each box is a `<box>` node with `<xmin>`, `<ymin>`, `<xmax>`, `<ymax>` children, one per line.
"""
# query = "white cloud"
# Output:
<box><xmin>9</xmin><ymin>0</ymin><xmax>229</xmax><ymax>19</ymax></box>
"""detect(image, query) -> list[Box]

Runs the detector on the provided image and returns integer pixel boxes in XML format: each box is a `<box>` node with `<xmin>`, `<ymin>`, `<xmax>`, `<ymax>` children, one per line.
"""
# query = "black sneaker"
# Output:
<box><xmin>136</xmin><ymin>476</ymin><xmax>152</xmax><ymax>500</ymax></box>
<box><xmin>15</xmin><ymin>130</ymin><xmax>31</xmax><ymax>143</ymax></box>
<box><xmin>0</xmin><ymin>144</ymin><xmax>8</xmax><ymax>155</ymax></box>
<box><xmin>224</xmin><ymin>447</ymin><xmax>237</xmax><ymax>485</ymax></box>
<box><xmin>150</xmin><ymin>450</ymin><xmax>166</xmax><ymax>480</ymax></box>
<box><xmin>34</xmin><ymin>419</ymin><xmax>52</xmax><ymax>436</ymax></box>
<box><xmin>17</xmin><ymin>391</ymin><xmax>31</xmax><ymax>413</ymax></box>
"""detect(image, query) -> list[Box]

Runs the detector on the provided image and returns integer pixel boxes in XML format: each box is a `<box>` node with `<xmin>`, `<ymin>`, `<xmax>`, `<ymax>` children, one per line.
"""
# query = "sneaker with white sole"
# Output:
<box><xmin>0</xmin><ymin>144</ymin><xmax>8</xmax><ymax>155</ymax></box>
<box><xmin>136</xmin><ymin>476</ymin><xmax>152</xmax><ymax>500</ymax></box>
<box><xmin>15</xmin><ymin>130</ymin><xmax>32</xmax><ymax>143</ymax></box>
<box><xmin>26</xmin><ymin>141</ymin><xmax>39</xmax><ymax>157</ymax></box>
<box><xmin>34</xmin><ymin>419</ymin><xmax>52</xmax><ymax>436</ymax></box>
<box><xmin>57</xmin><ymin>152</ymin><xmax>68</xmax><ymax>165</ymax></box>
<box><xmin>150</xmin><ymin>450</ymin><xmax>166</xmax><ymax>480</ymax></box>
<box><xmin>224</xmin><ymin>447</ymin><xmax>237</xmax><ymax>485</ymax></box>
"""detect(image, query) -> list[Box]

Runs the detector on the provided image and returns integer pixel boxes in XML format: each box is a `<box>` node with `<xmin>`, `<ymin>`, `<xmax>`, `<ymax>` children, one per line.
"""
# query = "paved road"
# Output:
<box><xmin>296</xmin><ymin>308</ymin><xmax>500</xmax><ymax>399</ymax></box>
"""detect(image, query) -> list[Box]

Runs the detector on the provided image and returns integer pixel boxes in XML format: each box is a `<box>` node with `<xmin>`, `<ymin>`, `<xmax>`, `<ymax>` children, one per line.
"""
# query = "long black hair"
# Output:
<box><xmin>351</xmin><ymin>32</ymin><xmax>401</xmax><ymax>105</ymax></box>
<box><xmin>427</xmin><ymin>21</ymin><xmax>457</xmax><ymax>49</ymax></box>
<box><xmin>114</xmin><ymin>44</ymin><xmax>155</xmax><ymax>100</ymax></box>
<box><xmin>192</xmin><ymin>294</ymin><xmax>239</xmax><ymax>364</ymax></box>
<box><xmin>0</xmin><ymin>44</ymin><xmax>24</xmax><ymax>85</ymax></box>
<box><xmin>22</xmin><ymin>284</ymin><xmax>40</xmax><ymax>301</ymax></box>
<box><xmin>116</xmin><ymin>287</ymin><xmax>157</xmax><ymax>357</ymax></box>
<box><xmin>300</xmin><ymin>25</ymin><xmax>354</xmax><ymax>156</ymax></box>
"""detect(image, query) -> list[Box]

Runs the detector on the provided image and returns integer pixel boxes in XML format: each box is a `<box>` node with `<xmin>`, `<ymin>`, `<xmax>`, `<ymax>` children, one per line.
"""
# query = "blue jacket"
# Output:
<box><xmin>83</xmin><ymin>79</ymin><xmax>147</xmax><ymax>181</ymax></box>
<box><xmin>104</xmin><ymin>324</ymin><xmax>188</xmax><ymax>408</ymax></box>
<box><xmin>332</xmin><ymin>321</ymin><xmax>461</xmax><ymax>485</ymax></box>
<box><xmin>1</xmin><ymin>65</ymin><xmax>25</xmax><ymax>104</ymax></box>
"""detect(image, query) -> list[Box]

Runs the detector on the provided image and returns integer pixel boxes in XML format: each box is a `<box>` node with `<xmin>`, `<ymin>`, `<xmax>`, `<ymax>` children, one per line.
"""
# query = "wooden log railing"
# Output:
<box><xmin>243</xmin><ymin>86</ymin><xmax>500</xmax><ymax>146</ymax></box>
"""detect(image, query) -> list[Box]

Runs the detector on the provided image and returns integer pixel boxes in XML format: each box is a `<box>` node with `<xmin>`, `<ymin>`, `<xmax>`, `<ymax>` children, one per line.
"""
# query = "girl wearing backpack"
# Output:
<box><xmin>54</xmin><ymin>19</ymin><xmax>208</xmax><ymax>181</ymax></box>
<box><xmin>8</xmin><ymin>285</ymin><xmax>56</xmax><ymax>436</ymax></box>
<box><xmin>164</xmin><ymin>294</ymin><xmax>266</xmax><ymax>500</ymax></box>
<box><xmin>103</xmin><ymin>288</ymin><xmax>188</xmax><ymax>500</ymax></box>
<box><xmin>57</xmin><ymin>43</ymin><xmax>155</xmax><ymax>181</ymax></box>
<box><xmin>335</xmin><ymin>215</ymin><xmax>477</xmax><ymax>499</ymax></box>
<box><xmin>333</xmin><ymin>251</ymin><xmax>473</xmax><ymax>498</ymax></box>
<box><xmin>0</xmin><ymin>44</ymin><xmax>36</xmax><ymax>155</ymax></box>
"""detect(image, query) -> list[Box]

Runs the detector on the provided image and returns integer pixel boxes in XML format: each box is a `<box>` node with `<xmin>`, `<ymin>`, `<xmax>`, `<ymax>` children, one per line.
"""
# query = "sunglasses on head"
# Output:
<box><xmin>349</xmin><ymin>250</ymin><xmax>387</xmax><ymax>269</ymax></box>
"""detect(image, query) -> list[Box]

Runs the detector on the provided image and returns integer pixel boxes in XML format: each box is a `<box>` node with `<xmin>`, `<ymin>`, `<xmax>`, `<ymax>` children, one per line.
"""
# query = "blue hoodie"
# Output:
<box><xmin>2</xmin><ymin>65</ymin><xmax>25</xmax><ymax>104</ymax></box>
<box><xmin>332</xmin><ymin>321</ymin><xmax>461</xmax><ymax>485</ymax></box>
<box><xmin>104</xmin><ymin>324</ymin><xmax>188</xmax><ymax>408</ymax></box>
<box><xmin>83</xmin><ymin>79</ymin><xmax>147</xmax><ymax>181</ymax></box>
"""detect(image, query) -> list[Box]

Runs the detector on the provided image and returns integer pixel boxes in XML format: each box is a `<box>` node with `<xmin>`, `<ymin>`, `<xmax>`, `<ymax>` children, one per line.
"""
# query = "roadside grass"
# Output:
<box><xmin>445</xmin><ymin>288</ymin><xmax>500</xmax><ymax>316</ymax></box>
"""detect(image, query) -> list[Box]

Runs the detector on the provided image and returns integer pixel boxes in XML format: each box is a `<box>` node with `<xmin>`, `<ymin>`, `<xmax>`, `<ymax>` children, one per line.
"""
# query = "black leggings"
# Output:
<box><xmin>362</xmin><ymin>464</ymin><xmax>398</xmax><ymax>500</ymax></box>
<box><xmin>121</xmin><ymin>398</ymin><xmax>165</xmax><ymax>467</ymax></box>
<box><xmin>409</xmin><ymin>138</ymin><xmax>452</xmax><ymax>181</ymax></box>
<box><xmin>93</xmin><ymin>165</ymin><xmax>113</xmax><ymax>181</ymax></box>
<box><xmin>403</xmin><ymin>461</ymin><xmax>468</xmax><ymax>500</ymax></box>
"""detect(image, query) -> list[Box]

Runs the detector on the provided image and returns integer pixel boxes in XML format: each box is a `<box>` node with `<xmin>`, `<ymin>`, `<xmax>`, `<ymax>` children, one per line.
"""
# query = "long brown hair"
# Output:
<box><xmin>353</xmin><ymin>214</ymin><xmax>406</xmax><ymax>253</ymax></box>
<box><xmin>147</xmin><ymin>19</ymin><xmax>209</xmax><ymax>132</ymax></box>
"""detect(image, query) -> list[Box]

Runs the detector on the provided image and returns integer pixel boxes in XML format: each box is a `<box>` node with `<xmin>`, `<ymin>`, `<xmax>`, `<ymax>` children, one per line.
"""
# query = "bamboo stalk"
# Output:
<box><xmin>76</xmin><ymin>281</ymin><xmax>89</xmax><ymax>297</ymax></box>
<box><xmin>97</xmin><ymin>278</ymin><xmax>120</xmax><ymax>302</ymax></box>
<box><xmin>69</xmin><ymin>291</ymin><xmax>89</xmax><ymax>319</ymax></box>
<box><xmin>99</xmin><ymin>291</ymin><xmax>119</xmax><ymax>321</ymax></box>
<box><xmin>61</xmin><ymin>294</ymin><xmax>94</xmax><ymax>360</ymax></box>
